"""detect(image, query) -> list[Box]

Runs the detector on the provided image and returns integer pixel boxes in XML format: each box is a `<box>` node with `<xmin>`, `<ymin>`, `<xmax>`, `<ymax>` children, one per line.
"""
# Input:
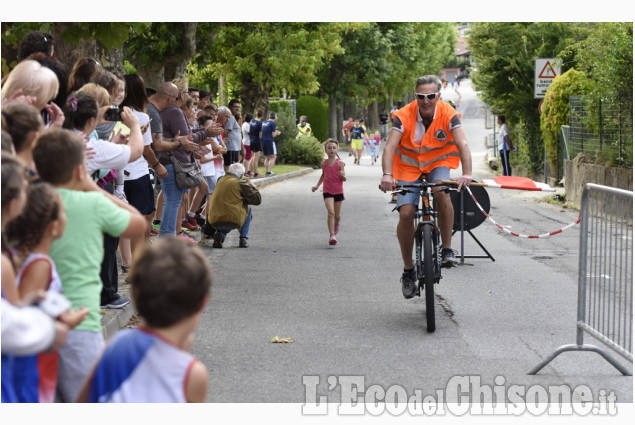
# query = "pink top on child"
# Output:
<box><xmin>322</xmin><ymin>158</ymin><xmax>344</xmax><ymax>195</ymax></box>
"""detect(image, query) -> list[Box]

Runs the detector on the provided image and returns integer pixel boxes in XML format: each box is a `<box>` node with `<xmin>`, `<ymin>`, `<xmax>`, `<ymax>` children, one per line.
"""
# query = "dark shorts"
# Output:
<box><xmin>323</xmin><ymin>192</ymin><xmax>345</xmax><ymax>202</ymax></box>
<box><xmin>251</xmin><ymin>141</ymin><xmax>262</xmax><ymax>153</ymax></box>
<box><xmin>262</xmin><ymin>141</ymin><xmax>276</xmax><ymax>156</ymax></box>
<box><xmin>223</xmin><ymin>150</ymin><xmax>240</xmax><ymax>167</ymax></box>
<box><xmin>123</xmin><ymin>173</ymin><xmax>155</xmax><ymax>215</ymax></box>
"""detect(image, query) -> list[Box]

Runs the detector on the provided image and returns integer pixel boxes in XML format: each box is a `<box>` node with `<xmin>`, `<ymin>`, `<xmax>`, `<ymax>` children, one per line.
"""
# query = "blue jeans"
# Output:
<box><xmin>157</xmin><ymin>163</ymin><xmax>184</xmax><ymax>237</ymax></box>
<box><xmin>216</xmin><ymin>207</ymin><xmax>252</xmax><ymax>240</ymax></box>
<box><xmin>500</xmin><ymin>149</ymin><xmax>511</xmax><ymax>176</ymax></box>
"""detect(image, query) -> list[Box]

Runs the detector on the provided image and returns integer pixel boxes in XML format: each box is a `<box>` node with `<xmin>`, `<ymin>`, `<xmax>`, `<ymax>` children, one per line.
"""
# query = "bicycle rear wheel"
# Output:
<box><xmin>422</xmin><ymin>224</ymin><xmax>436</xmax><ymax>332</ymax></box>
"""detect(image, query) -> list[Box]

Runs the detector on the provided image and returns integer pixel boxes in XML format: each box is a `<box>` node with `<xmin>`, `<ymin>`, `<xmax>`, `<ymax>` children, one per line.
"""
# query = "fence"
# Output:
<box><xmin>567</xmin><ymin>96</ymin><xmax>633</xmax><ymax>168</ymax></box>
<box><xmin>529</xmin><ymin>183</ymin><xmax>633</xmax><ymax>376</ymax></box>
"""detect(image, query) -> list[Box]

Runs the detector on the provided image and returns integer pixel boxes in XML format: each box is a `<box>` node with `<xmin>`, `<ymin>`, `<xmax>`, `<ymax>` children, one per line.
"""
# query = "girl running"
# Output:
<box><xmin>312</xmin><ymin>139</ymin><xmax>346</xmax><ymax>246</ymax></box>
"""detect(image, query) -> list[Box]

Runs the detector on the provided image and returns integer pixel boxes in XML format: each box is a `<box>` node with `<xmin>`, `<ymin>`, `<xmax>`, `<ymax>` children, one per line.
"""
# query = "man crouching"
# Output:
<box><xmin>200</xmin><ymin>163</ymin><xmax>261</xmax><ymax>248</ymax></box>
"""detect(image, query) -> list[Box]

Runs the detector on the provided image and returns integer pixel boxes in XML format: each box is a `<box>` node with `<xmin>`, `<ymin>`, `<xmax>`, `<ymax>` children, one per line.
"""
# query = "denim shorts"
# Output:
<box><xmin>205</xmin><ymin>175</ymin><xmax>216</xmax><ymax>195</ymax></box>
<box><xmin>396</xmin><ymin>167</ymin><xmax>450</xmax><ymax>210</ymax></box>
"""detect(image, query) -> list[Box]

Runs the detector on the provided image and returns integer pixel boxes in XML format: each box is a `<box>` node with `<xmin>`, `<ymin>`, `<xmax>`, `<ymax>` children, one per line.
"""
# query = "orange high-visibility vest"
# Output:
<box><xmin>393</xmin><ymin>100</ymin><xmax>460</xmax><ymax>181</ymax></box>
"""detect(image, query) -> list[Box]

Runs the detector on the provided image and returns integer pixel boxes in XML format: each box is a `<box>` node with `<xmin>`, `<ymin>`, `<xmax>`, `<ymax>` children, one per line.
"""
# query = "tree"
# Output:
<box><xmin>197</xmin><ymin>23</ymin><xmax>349</xmax><ymax>114</ymax></box>
<box><xmin>317</xmin><ymin>22</ymin><xmax>456</xmax><ymax>139</ymax></box>
<box><xmin>469</xmin><ymin>22</ymin><xmax>579</xmax><ymax>174</ymax></box>
<box><xmin>125</xmin><ymin>22</ymin><xmax>199</xmax><ymax>89</ymax></box>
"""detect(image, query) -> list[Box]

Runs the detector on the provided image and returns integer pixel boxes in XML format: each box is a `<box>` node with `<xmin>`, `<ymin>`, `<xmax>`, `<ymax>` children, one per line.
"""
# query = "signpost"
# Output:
<box><xmin>534</xmin><ymin>58</ymin><xmax>560</xmax><ymax>99</ymax></box>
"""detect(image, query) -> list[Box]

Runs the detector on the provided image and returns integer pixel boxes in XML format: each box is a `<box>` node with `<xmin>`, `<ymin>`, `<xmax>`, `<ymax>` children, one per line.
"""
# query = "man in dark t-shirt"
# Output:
<box><xmin>260</xmin><ymin>112</ymin><xmax>280</xmax><ymax>176</ymax></box>
<box><xmin>248</xmin><ymin>109</ymin><xmax>264</xmax><ymax>178</ymax></box>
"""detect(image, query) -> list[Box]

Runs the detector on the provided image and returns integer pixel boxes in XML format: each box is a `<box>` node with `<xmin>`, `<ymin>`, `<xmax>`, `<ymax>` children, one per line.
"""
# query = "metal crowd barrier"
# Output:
<box><xmin>529</xmin><ymin>183</ymin><xmax>633</xmax><ymax>376</ymax></box>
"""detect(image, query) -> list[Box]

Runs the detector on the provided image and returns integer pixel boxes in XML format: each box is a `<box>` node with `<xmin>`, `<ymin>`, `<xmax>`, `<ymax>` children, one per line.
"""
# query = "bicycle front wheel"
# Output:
<box><xmin>422</xmin><ymin>224</ymin><xmax>436</xmax><ymax>332</ymax></box>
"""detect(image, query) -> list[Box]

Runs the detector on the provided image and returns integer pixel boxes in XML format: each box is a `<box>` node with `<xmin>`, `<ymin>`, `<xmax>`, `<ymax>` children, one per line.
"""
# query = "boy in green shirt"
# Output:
<box><xmin>33</xmin><ymin>127</ymin><xmax>146</xmax><ymax>402</ymax></box>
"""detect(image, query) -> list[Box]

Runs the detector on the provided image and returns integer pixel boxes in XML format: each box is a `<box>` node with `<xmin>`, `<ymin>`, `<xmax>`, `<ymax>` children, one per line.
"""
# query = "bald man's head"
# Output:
<box><xmin>158</xmin><ymin>82</ymin><xmax>179</xmax><ymax>99</ymax></box>
<box><xmin>149</xmin><ymin>82</ymin><xmax>179</xmax><ymax>110</ymax></box>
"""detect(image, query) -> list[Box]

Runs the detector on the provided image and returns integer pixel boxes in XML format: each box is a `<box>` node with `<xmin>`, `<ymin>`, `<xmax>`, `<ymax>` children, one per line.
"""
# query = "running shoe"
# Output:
<box><xmin>401</xmin><ymin>268</ymin><xmax>417</xmax><ymax>299</ymax></box>
<box><xmin>101</xmin><ymin>295</ymin><xmax>131</xmax><ymax>309</ymax></box>
<box><xmin>239</xmin><ymin>237</ymin><xmax>249</xmax><ymax>248</ymax></box>
<box><xmin>441</xmin><ymin>248</ymin><xmax>458</xmax><ymax>268</ymax></box>
<box><xmin>152</xmin><ymin>222</ymin><xmax>161</xmax><ymax>233</ymax></box>
<box><xmin>150</xmin><ymin>227</ymin><xmax>159</xmax><ymax>236</ymax></box>
<box><xmin>253</xmin><ymin>173</ymin><xmax>263</xmax><ymax>178</ymax></box>
<box><xmin>329</xmin><ymin>235</ymin><xmax>337</xmax><ymax>246</ymax></box>
<box><xmin>265</xmin><ymin>172</ymin><xmax>277</xmax><ymax>177</ymax></box>
<box><xmin>181</xmin><ymin>218</ymin><xmax>199</xmax><ymax>231</ymax></box>
<box><xmin>178</xmin><ymin>231</ymin><xmax>196</xmax><ymax>243</ymax></box>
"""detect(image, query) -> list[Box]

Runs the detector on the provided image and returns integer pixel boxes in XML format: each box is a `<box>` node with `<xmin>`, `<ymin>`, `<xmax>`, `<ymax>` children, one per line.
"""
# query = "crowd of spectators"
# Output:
<box><xmin>1</xmin><ymin>31</ymin><xmax>260</xmax><ymax>402</ymax></box>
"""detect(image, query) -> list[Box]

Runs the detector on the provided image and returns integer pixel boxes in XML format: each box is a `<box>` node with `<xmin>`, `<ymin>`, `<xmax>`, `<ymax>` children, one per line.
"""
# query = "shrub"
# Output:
<box><xmin>269</xmin><ymin>99</ymin><xmax>295</xmax><ymax>154</ymax></box>
<box><xmin>279</xmin><ymin>135</ymin><xmax>324</xmax><ymax>168</ymax></box>
<box><xmin>296</xmin><ymin>95</ymin><xmax>328</xmax><ymax>141</ymax></box>
<box><xmin>540</xmin><ymin>68</ymin><xmax>593</xmax><ymax>174</ymax></box>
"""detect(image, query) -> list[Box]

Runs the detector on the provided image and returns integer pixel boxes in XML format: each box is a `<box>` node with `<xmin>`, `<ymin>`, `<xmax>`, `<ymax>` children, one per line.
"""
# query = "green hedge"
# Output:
<box><xmin>279</xmin><ymin>135</ymin><xmax>324</xmax><ymax>168</ymax></box>
<box><xmin>296</xmin><ymin>95</ymin><xmax>328</xmax><ymax>141</ymax></box>
<box><xmin>269</xmin><ymin>99</ymin><xmax>295</xmax><ymax>156</ymax></box>
<box><xmin>540</xmin><ymin>69</ymin><xmax>593</xmax><ymax>174</ymax></box>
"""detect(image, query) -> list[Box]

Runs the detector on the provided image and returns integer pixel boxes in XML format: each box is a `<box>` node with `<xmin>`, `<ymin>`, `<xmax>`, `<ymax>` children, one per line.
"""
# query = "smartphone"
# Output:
<box><xmin>38</xmin><ymin>291</ymin><xmax>72</xmax><ymax>318</ymax></box>
<box><xmin>104</xmin><ymin>106</ymin><xmax>123</xmax><ymax>121</ymax></box>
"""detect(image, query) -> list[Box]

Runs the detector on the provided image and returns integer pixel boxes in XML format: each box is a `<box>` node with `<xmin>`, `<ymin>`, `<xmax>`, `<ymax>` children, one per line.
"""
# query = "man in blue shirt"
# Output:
<box><xmin>260</xmin><ymin>112</ymin><xmax>281</xmax><ymax>177</ymax></box>
<box><xmin>249</xmin><ymin>109</ymin><xmax>264</xmax><ymax>178</ymax></box>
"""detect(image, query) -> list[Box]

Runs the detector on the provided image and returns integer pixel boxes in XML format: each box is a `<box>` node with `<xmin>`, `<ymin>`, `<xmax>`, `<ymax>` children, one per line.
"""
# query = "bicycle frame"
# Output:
<box><xmin>414</xmin><ymin>185</ymin><xmax>442</xmax><ymax>285</ymax></box>
<box><xmin>394</xmin><ymin>179</ymin><xmax>449</xmax><ymax>285</ymax></box>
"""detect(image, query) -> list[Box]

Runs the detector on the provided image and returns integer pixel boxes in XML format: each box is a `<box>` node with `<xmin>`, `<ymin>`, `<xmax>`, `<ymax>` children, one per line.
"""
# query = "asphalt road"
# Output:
<box><xmin>191</xmin><ymin>81</ymin><xmax>632</xmax><ymax>411</ymax></box>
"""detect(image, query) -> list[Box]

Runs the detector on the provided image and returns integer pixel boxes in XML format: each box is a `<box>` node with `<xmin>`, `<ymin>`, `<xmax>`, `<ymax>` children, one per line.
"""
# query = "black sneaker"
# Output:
<box><xmin>265</xmin><ymin>172</ymin><xmax>277</xmax><ymax>177</ymax></box>
<box><xmin>101</xmin><ymin>295</ymin><xmax>131</xmax><ymax>309</ymax></box>
<box><xmin>401</xmin><ymin>268</ymin><xmax>417</xmax><ymax>299</ymax></box>
<box><xmin>213</xmin><ymin>229</ymin><xmax>223</xmax><ymax>244</ymax></box>
<box><xmin>441</xmin><ymin>248</ymin><xmax>458</xmax><ymax>268</ymax></box>
<box><xmin>239</xmin><ymin>237</ymin><xmax>249</xmax><ymax>248</ymax></box>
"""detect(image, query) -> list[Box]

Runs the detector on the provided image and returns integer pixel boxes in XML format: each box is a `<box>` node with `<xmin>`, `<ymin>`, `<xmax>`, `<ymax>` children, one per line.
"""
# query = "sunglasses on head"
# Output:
<box><xmin>415</xmin><ymin>92</ymin><xmax>438</xmax><ymax>101</ymax></box>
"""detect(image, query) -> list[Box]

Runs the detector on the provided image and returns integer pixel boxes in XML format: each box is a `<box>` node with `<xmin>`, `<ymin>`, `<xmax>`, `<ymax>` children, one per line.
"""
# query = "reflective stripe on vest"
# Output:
<box><xmin>395</xmin><ymin>147</ymin><xmax>460</xmax><ymax>169</ymax></box>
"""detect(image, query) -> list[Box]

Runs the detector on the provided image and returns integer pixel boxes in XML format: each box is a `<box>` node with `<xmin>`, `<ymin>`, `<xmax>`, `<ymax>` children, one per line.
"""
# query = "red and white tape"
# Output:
<box><xmin>465</xmin><ymin>187</ymin><xmax>581</xmax><ymax>238</ymax></box>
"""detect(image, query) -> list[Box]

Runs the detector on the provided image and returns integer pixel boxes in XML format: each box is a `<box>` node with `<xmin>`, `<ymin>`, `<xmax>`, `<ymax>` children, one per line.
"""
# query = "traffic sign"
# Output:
<box><xmin>538</xmin><ymin>99</ymin><xmax>544</xmax><ymax>115</ymax></box>
<box><xmin>534</xmin><ymin>58</ymin><xmax>560</xmax><ymax>99</ymax></box>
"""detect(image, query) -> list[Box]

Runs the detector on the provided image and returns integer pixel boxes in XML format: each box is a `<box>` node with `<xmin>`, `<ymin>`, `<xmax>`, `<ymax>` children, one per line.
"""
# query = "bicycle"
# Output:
<box><xmin>391</xmin><ymin>180</ymin><xmax>454</xmax><ymax>333</ymax></box>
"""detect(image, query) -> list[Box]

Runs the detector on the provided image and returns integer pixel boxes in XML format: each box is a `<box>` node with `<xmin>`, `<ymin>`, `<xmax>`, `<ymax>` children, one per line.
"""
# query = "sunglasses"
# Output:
<box><xmin>415</xmin><ymin>92</ymin><xmax>439</xmax><ymax>101</ymax></box>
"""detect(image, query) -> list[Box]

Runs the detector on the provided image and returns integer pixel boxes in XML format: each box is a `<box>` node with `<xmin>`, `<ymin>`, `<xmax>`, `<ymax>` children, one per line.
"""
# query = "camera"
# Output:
<box><xmin>104</xmin><ymin>106</ymin><xmax>122</xmax><ymax>121</ymax></box>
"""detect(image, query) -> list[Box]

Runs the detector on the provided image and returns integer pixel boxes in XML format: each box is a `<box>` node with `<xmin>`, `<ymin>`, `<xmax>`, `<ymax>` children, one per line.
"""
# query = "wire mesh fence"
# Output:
<box><xmin>568</xmin><ymin>96</ymin><xmax>633</xmax><ymax>168</ymax></box>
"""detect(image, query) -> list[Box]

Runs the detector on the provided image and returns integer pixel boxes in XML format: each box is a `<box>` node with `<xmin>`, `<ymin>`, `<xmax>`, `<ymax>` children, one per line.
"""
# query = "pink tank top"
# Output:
<box><xmin>323</xmin><ymin>158</ymin><xmax>343</xmax><ymax>195</ymax></box>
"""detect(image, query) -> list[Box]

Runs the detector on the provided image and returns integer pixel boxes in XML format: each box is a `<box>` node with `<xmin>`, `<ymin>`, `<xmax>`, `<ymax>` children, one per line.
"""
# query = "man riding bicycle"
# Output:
<box><xmin>379</xmin><ymin>75</ymin><xmax>473</xmax><ymax>299</ymax></box>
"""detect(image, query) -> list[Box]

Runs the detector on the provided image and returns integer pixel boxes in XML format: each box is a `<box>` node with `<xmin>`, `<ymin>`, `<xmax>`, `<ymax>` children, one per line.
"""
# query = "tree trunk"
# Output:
<box><xmin>328</xmin><ymin>95</ymin><xmax>337</xmax><ymax>140</ymax></box>
<box><xmin>96</xmin><ymin>41</ymin><xmax>124</xmax><ymax>75</ymax></box>
<box><xmin>163</xmin><ymin>23</ymin><xmax>197</xmax><ymax>81</ymax></box>
<box><xmin>240</xmin><ymin>75</ymin><xmax>269</xmax><ymax>116</ymax></box>
<box><xmin>136</xmin><ymin>61</ymin><xmax>165</xmax><ymax>93</ymax></box>
<box><xmin>124</xmin><ymin>23</ymin><xmax>197</xmax><ymax>91</ymax></box>
<box><xmin>50</xmin><ymin>23</ymin><xmax>96</xmax><ymax>74</ymax></box>
<box><xmin>336</xmin><ymin>102</ymin><xmax>344</xmax><ymax>144</ymax></box>
<box><xmin>370</xmin><ymin>100</ymin><xmax>378</xmax><ymax>132</ymax></box>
